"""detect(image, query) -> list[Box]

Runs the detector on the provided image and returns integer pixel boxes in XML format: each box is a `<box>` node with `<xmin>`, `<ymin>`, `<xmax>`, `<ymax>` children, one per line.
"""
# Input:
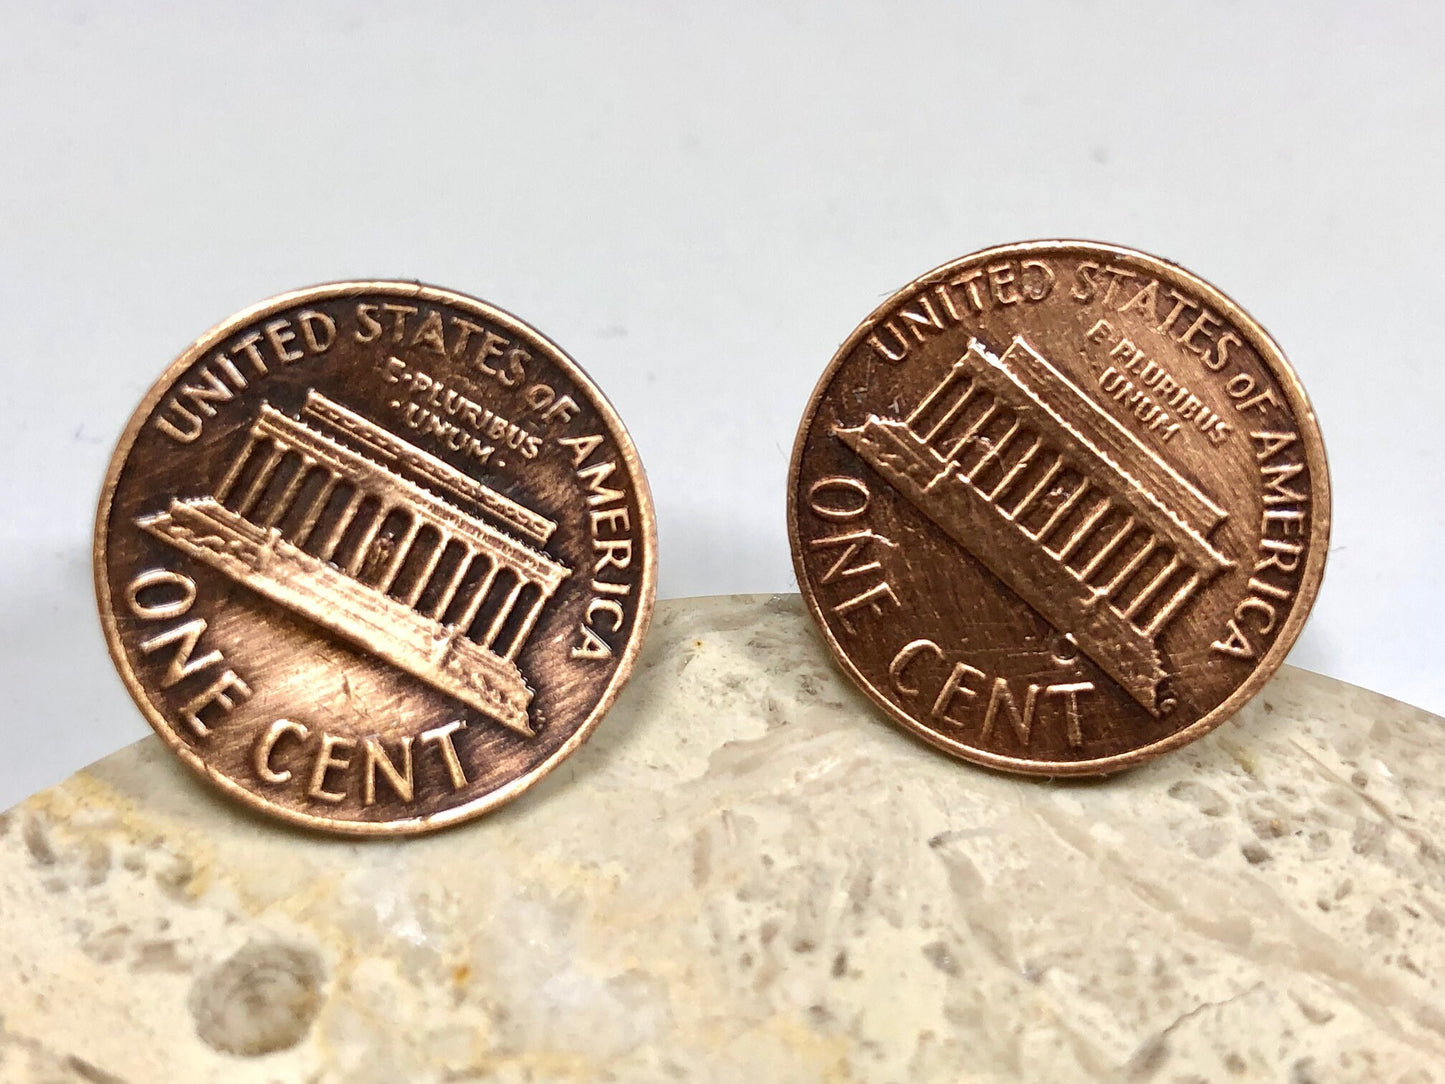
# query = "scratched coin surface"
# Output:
<box><xmin>95</xmin><ymin>282</ymin><xmax>656</xmax><ymax>833</ymax></box>
<box><xmin>788</xmin><ymin>241</ymin><xmax>1329</xmax><ymax>774</ymax></box>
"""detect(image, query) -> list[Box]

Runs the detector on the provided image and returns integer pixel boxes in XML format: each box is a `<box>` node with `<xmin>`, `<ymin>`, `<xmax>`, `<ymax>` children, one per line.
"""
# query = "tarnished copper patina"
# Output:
<box><xmin>789</xmin><ymin>241</ymin><xmax>1329</xmax><ymax>774</ymax></box>
<box><xmin>96</xmin><ymin>282</ymin><xmax>655</xmax><ymax>833</ymax></box>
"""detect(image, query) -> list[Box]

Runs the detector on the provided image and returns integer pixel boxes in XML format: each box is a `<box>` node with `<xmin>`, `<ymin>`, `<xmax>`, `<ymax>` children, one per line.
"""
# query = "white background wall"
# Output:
<box><xmin>2</xmin><ymin>2</ymin><xmax>1441</xmax><ymax>810</ymax></box>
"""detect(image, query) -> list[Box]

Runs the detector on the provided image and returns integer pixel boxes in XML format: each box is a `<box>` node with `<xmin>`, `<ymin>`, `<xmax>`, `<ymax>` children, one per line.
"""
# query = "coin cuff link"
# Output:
<box><xmin>787</xmin><ymin>240</ymin><xmax>1328</xmax><ymax>775</ymax></box>
<box><xmin>94</xmin><ymin>282</ymin><xmax>657</xmax><ymax>835</ymax></box>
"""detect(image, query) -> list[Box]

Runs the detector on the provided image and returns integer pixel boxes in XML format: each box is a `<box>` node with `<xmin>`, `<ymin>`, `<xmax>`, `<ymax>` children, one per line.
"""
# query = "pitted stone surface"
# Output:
<box><xmin>1</xmin><ymin>595</ymin><xmax>1442</xmax><ymax>1082</ymax></box>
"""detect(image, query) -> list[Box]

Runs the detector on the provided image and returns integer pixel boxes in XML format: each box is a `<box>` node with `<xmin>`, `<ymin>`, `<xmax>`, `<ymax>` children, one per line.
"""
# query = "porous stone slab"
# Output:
<box><xmin>2</xmin><ymin>594</ymin><xmax>1442</xmax><ymax>1082</ymax></box>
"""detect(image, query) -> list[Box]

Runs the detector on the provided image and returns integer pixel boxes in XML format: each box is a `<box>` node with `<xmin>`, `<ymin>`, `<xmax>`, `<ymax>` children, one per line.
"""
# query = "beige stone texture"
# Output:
<box><xmin>1</xmin><ymin>594</ymin><xmax>1442</xmax><ymax>1082</ymax></box>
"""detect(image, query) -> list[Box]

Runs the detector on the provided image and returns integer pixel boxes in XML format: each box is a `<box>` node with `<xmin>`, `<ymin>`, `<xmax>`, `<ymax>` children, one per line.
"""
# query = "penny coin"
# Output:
<box><xmin>95</xmin><ymin>282</ymin><xmax>656</xmax><ymax>833</ymax></box>
<box><xmin>788</xmin><ymin>241</ymin><xmax>1330</xmax><ymax>774</ymax></box>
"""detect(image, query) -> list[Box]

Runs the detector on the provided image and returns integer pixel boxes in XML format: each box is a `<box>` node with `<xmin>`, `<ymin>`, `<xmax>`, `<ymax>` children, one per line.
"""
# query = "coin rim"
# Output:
<box><xmin>787</xmin><ymin>240</ymin><xmax>1331</xmax><ymax>775</ymax></box>
<box><xmin>94</xmin><ymin>280</ymin><xmax>658</xmax><ymax>834</ymax></box>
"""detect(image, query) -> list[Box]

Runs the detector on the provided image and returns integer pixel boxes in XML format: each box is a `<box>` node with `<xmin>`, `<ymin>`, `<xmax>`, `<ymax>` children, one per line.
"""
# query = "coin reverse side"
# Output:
<box><xmin>96</xmin><ymin>282</ymin><xmax>656</xmax><ymax>833</ymax></box>
<box><xmin>788</xmin><ymin>241</ymin><xmax>1330</xmax><ymax>774</ymax></box>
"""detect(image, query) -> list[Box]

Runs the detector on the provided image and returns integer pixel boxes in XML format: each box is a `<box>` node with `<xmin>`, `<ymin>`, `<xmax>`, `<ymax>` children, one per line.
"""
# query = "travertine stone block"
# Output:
<box><xmin>2</xmin><ymin>595</ymin><xmax>1441</xmax><ymax>1082</ymax></box>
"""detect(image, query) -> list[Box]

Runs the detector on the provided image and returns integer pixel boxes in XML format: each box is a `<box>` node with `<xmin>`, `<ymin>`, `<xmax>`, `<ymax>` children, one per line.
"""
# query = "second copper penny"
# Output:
<box><xmin>96</xmin><ymin>282</ymin><xmax>656</xmax><ymax>833</ymax></box>
<box><xmin>789</xmin><ymin>241</ymin><xmax>1329</xmax><ymax>774</ymax></box>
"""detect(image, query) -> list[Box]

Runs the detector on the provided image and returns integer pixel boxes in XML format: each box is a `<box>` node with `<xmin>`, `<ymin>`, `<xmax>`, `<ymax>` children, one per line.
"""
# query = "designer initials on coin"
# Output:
<box><xmin>96</xmin><ymin>283</ymin><xmax>656</xmax><ymax>833</ymax></box>
<box><xmin>788</xmin><ymin>242</ymin><xmax>1329</xmax><ymax>774</ymax></box>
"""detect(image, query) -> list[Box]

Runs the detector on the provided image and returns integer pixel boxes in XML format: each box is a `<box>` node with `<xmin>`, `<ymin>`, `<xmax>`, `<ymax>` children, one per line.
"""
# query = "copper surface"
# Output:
<box><xmin>95</xmin><ymin>282</ymin><xmax>656</xmax><ymax>834</ymax></box>
<box><xmin>788</xmin><ymin>241</ymin><xmax>1330</xmax><ymax>774</ymax></box>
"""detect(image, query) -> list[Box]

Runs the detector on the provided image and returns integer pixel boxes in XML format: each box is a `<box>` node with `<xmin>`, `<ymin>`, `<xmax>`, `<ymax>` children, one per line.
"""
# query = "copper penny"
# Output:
<box><xmin>95</xmin><ymin>282</ymin><xmax>656</xmax><ymax>833</ymax></box>
<box><xmin>788</xmin><ymin>241</ymin><xmax>1330</xmax><ymax>774</ymax></box>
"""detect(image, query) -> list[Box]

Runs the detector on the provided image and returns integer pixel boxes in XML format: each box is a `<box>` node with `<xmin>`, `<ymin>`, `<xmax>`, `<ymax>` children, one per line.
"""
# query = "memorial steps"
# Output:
<box><xmin>137</xmin><ymin>392</ymin><xmax>570</xmax><ymax>736</ymax></box>
<box><xmin>837</xmin><ymin>337</ymin><xmax>1233</xmax><ymax>717</ymax></box>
